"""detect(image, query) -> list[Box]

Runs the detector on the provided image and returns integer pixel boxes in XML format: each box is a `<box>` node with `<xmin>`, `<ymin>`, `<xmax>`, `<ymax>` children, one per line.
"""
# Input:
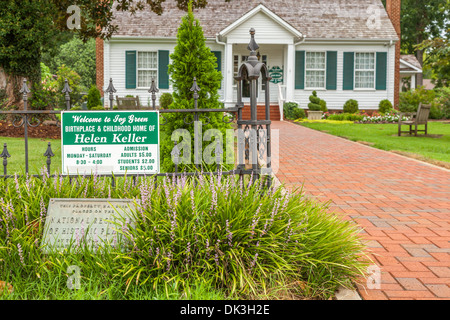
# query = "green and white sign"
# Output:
<box><xmin>62</xmin><ymin>110</ymin><xmax>159</xmax><ymax>175</ymax></box>
<box><xmin>268</xmin><ymin>66</ymin><xmax>283</xmax><ymax>84</ymax></box>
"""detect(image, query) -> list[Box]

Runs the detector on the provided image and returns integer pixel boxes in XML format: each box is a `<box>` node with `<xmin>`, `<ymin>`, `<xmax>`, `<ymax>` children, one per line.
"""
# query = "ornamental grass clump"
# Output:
<box><xmin>0</xmin><ymin>171</ymin><xmax>369</xmax><ymax>299</ymax></box>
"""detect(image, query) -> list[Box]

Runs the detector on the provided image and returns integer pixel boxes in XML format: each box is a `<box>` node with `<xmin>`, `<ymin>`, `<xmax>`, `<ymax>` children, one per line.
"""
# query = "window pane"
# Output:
<box><xmin>138</xmin><ymin>52</ymin><xmax>157</xmax><ymax>69</ymax></box>
<box><xmin>305</xmin><ymin>52</ymin><xmax>325</xmax><ymax>87</ymax></box>
<box><xmin>306</xmin><ymin>52</ymin><xmax>325</xmax><ymax>69</ymax></box>
<box><xmin>306</xmin><ymin>70</ymin><xmax>325</xmax><ymax>88</ymax></box>
<box><xmin>138</xmin><ymin>70</ymin><xmax>157</xmax><ymax>87</ymax></box>
<box><xmin>355</xmin><ymin>71</ymin><xmax>374</xmax><ymax>88</ymax></box>
<box><xmin>355</xmin><ymin>53</ymin><xmax>374</xmax><ymax>70</ymax></box>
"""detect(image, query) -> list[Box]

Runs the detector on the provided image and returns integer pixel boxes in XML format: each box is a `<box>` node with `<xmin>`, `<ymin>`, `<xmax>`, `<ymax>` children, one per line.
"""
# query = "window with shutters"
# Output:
<box><xmin>137</xmin><ymin>51</ymin><xmax>158</xmax><ymax>88</ymax></box>
<box><xmin>305</xmin><ymin>52</ymin><xmax>326</xmax><ymax>89</ymax></box>
<box><xmin>354</xmin><ymin>53</ymin><xmax>375</xmax><ymax>89</ymax></box>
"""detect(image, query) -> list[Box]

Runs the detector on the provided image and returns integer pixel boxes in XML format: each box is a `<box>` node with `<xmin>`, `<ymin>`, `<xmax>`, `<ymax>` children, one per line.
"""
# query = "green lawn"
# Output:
<box><xmin>297</xmin><ymin>121</ymin><xmax>450</xmax><ymax>166</ymax></box>
<box><xmin>0</xmin><ymin>137</ymin><xmax>62</xmax><ymax>175</ymax></box>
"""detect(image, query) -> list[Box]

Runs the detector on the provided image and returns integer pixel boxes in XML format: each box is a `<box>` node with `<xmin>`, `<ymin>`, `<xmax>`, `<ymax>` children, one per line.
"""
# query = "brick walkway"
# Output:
<box><xmin>271</xmin><ymin>121</ymin><xmax>450</xmax><ymax>300</ymax></box>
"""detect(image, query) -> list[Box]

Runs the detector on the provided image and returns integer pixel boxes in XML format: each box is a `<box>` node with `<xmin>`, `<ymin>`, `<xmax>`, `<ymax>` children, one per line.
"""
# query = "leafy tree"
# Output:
<box><xmin>0</xmin><ymin>1</ymin><xmax>54</xmax><ymax>108</ymax></box>
<box><xmin>416</xmin><ymin>30</ymin><xmax>450</xmax><ymax>87</ymax></box>
<box><xmin>381</xmin><ymin>0</ymin><xmax>450</xmax><ymax>85</ymax></box>
<box><xmin>44</xmin><ymin>36</ymin><xmax>96</xmax><ymax>90</ymax></box>
<box><xmin>0</xmin><ymin>0</ymin><xmax>229</xmax><ymax>108</ymax></box>
<box><xmin>160</xmin><ymin>3</ymin><xmax>231</xmax><ymax>172</ymax></box>
<box><xmin>87</xmin><ymin>85</ymin><xmax>102</xmax><ymax>109</ymax></box>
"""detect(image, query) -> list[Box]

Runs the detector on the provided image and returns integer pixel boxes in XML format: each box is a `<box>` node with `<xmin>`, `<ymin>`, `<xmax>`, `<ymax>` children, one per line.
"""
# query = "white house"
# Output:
<box><xmin>400</xmin><ymin>55</ymin><xmax>423</xmax><ymax>92</ymax></box>
<box><xmin>96</xmin><ymin>0</ymin><xmax>401</xmax><ymax>119</ymax></box>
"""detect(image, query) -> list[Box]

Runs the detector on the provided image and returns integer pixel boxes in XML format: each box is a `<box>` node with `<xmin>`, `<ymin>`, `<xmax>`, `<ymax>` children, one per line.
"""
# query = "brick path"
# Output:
<box><xmin>271</xmin><ymin>121</ymin><xmax>450</xmax><ymax>300</ymax></box>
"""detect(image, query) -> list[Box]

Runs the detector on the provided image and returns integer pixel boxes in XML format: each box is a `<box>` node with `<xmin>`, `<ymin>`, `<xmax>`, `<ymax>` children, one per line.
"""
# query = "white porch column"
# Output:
<box><xmin>285</xmin><ymin>42</ymin><xmax>295</xmax><ymax>102</ymax></box>
<box><xmin>411</xmin><ymin>74</ymin><xmax>416</xmax><ymax>89</ymax></box>
<box><xmin>225</xmin><ymin>43</ymin><xmax>234</xmax><ymax>107</ymax></box>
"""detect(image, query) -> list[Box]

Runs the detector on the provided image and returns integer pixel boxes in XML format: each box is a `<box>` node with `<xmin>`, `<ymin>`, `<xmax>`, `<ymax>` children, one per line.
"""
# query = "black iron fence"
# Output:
<box><xmin>0</xmin><ymin>29</ymin><xmax>272</xmax><ymax>187</ymax></box>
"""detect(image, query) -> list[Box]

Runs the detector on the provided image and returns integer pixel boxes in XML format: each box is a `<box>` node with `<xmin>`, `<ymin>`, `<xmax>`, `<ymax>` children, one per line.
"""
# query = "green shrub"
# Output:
<box><xmin>55</xmin><ymin>64</ymin><xmax>83</xmax><ymax>108</ymax></box>
<box><xmin>159</xmin><ymin>93</ymin><xmax>173</xmax><ymax>109</ymax></box>
<box><xmin>429</xmin><ymin>105</ymin><xmax>442</xmax><ymax>119</ymax></box>
<box><xmin>327</xmin><ymin>113</ymin><xmax>364</xmax><ymax>122</ymax></box>
<box><xmin>319</xmin><ymin>99</ymin><xmax>328</xmax><ymax>112</ymax></box>
<box><xmin>343</xmin><ymin>99</ymin><xmax>359</xmax><ymax>114</ymax></box>
<box><xmin>30</xmin><ymin>82</ymin><xmax>57</xmax><ymax>111</ymax></box>
<box><xmin>433</xmin><ymin>87</ymin><xmax>450</xmax><ymax>119</ymax></box>
<box><xmin>378</xmin><ymin>99</ymin><xmax>393</xmax><ymax>114</ymax></box>
<box><xmin>70</xmin><ymin>106</ymin><xmax>82</xmax><ymax>110</ymax></box>
<box><xmin>308</xmin><ymin>91</ymin><xmax>321</xmax><ymax>111</ymax></box>
<box><xmin>283</xmin><ymin>102</ymin><xmax>305</xmax><ymax>120</ymax></box>
<box><xmin>0</xmin><ymin>173</ymin><xmax>369</xmax><ymax>299</ymax></box>
<box><xmin>399</xmin><ymin>86</ymin><xmax>435</xmax><ymax>113</ymax></box>
<box><xmin>87</xmin><ymin>85</ymin><xmax>102</xmax><ymax>110</ymax></box>
<box><xmin>90</xmin><ymin>105</ymin><xmax>105</xmax><ymax>111</ymax></box>
<box><xmin>160</xmin><ymin>6</ymin><xmax>231</xmax><ymax>173</ymax></box>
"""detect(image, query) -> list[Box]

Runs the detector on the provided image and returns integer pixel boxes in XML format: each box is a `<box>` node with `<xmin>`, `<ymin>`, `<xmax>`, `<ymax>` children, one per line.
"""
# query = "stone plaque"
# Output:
<box><xmin>41</xmin><ymin>198</ymin><xmax>136</xmax><ymax>253</ymax></box>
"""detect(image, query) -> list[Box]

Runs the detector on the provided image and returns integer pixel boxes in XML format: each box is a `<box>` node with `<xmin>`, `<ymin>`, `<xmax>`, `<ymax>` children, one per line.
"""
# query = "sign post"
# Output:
<box><xmin>61</xmin><ymin>110</ymin><xmax>160</xmax><ymax>175</ymax></box>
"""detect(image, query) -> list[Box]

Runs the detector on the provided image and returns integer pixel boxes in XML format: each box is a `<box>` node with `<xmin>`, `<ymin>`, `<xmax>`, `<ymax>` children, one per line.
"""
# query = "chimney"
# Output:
<box><xmin>96</xmin><ymin>37</ymin><xmax>104</xmax><ymax>96</ymax></box>
<box><xmin>386</xmin><ymin>0</ymin><xmax>401</xmax><ymax>108</ymax></box>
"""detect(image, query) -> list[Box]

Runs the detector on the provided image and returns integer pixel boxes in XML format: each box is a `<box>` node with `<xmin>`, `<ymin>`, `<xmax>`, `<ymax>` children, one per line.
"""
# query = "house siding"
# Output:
<box><xmin>104</xmin><ymin>40</ymin><xmax>395</xmax><ymax>110</ymax></box>
<box><xmin>225</xmin><ymin>11</ymin><xmax>296</xmax><ymax>44</ymax></box>
<box><xmin>104</xmin><ymin>40</ymin><xmax>225</xmax><ymax>107</ymax></box>
<box><xmin>293</xmin><ymin>42</ymin><xmax>396</xmax><ymax>110</ymax></box>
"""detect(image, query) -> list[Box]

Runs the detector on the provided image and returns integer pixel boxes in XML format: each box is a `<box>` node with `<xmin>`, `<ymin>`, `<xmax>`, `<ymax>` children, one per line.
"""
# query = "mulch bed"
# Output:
<box><xmin>0</xmin><ymin>121</ymin><xmax>61</xmax><ymax>139</ymax></box>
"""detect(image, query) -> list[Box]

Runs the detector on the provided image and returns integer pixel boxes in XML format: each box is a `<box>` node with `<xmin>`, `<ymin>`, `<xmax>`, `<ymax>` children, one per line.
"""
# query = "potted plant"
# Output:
<box><xmin>307</xmin><ymin>91</ymin><xmax>323</xmax><ymax>120</ymax></box>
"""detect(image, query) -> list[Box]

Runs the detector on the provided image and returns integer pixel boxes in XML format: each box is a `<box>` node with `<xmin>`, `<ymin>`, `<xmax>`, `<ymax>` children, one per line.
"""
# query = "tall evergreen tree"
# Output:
<box><xmin>160</xmin><ymin>3</ymin><xmax>232</xmax><ymax>172</ymax></box>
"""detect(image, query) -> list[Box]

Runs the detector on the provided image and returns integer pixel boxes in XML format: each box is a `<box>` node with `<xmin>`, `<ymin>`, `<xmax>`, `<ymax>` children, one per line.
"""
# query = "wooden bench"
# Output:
<box><xmin>116</xmin><ymin>96</ymin><xmax>141</xmax><ymax>110</ymax></box>
<box><xmin>398</xmin><ymin>103</ymin><xmax>431</xmax><ymax>136</ymax></box>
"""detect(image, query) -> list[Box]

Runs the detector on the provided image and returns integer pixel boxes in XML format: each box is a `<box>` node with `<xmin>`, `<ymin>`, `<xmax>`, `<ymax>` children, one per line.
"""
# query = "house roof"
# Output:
<box><xmin>110</xmin><ymin>0</ymin><xmax>399</xmax><ymax>41</ymax></box>
<box><xmin>400</xmin><ymin>55</ymin><xmax>423</xmax><ymax>72</ymax></box>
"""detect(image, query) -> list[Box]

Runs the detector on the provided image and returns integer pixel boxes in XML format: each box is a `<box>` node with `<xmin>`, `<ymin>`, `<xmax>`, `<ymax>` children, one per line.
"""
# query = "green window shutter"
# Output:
<box><xmin>125</xmin><ymin>51</ymin><xmax>136</xmax><ymax>89</ymax></box>
<box><xmin>295</xmin><ymin>51</ymin><xmax>305</xmax><ymax>90</ymax></box>
<box><xmin>376</xmin><ymin>52</ymin><xmax>387</xmax><ymax>90</ymax></box>
<box><xmin>158</xmin><ymin>50</ymin><xmax>170</xmax><ymax>89</ymax></box>
<box><xmin>326</xmin><ymin>51</ymin><xmax>337</xmax><ymax>90</ymax></box>
<box><xmin>212</xmin><ymin>51</ymin><xmax>222</xmax><ymax>72</ymax></box>
<box><xmin>212</xmin><ymin>51</ymin><xmax>222</xmax><ymax>89</ymax></box>
<box><xmin>343</xmin><ymin>52</ymin><xmax>354</xmax><ymax>90</ymax></box>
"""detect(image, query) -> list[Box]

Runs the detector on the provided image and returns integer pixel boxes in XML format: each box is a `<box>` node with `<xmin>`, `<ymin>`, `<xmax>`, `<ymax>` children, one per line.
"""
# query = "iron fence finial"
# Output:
<box><xmin>62</xmin><ymin>79</ymin><xmax>72</xmax><ymax>94</ymax></box>
<box><xmin>247</xmin><ymin>28</ymin><xmax>259</xmax><ymax>55</ymax></box>
<box><xmin>1</xmin><ymin>143</ymin><xmax>10</xmax><ymax>176</ymax></box>
<box><xmin>62</xmin><ymin>79</ymin><xmax>72</xmax><ymax>110</ymax></box>
<box><xmin>190</xmin><ymin>77</ymin><xmax>201</xmax><ymax>94</ymax></box>
<box><xmin>148</xmin><ymin>78</ymin><xmax>159</xmax><ymax>94</ymax></box>
<box><xmin>105</xmin><ymin>78</ymin><xmax>117</xmax><ymax>110</ymax></box>
<box><xmin>19</xmin><ymin>79</ymin><xmax>30</xmax><ymax>100</ymax></box>
<box><xmin>1</xmin><ymin>143</ymin><xmax>11</xmax><ymax>159</ymax></box>
<box><xmin>105</xmin><ymin>78</ymin><xmax>117</xmax><ymax>94</ymax></box>
<box><xmin>44</xmin><ymin>142</ymin><xmax>55</xmax><ymax>175</ymax></box>
<box><xmin>190</xmin><ymin>77</ymin><xmax>201</xmax><ymax>109</ymax></box>
<box><xmin>148</xmin><ymin>78</ymin><xmax>159</xmax><ymax>110</ymax></box>
<box><xmin>44</xmin><ymin>142</ymin><xmax>55</xmax><ymax>158</ymax></box>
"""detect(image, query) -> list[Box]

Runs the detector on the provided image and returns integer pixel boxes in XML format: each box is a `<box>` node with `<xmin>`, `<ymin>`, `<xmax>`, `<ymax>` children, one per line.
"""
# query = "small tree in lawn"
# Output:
<box><xmin>161</xmin><ymin>2</ymin><xmax>232</xmax><ymax>172</ymax></box>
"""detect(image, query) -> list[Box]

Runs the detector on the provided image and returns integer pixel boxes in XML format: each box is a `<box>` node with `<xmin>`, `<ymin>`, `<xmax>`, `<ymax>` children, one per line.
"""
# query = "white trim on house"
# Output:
<box><xmin>218</xmin><ymin>4</ymin><xmax>303</xmax><ymax>39</ymax></box>
<box><xmin>399</xmin><ymin>58</ymin><xmax>422</xmax><ymax>91</ymax></box>
<box><xmin>400</xmin><ymin>59</ymin><xmax>423</xmax><ymax>73</ymax></box>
